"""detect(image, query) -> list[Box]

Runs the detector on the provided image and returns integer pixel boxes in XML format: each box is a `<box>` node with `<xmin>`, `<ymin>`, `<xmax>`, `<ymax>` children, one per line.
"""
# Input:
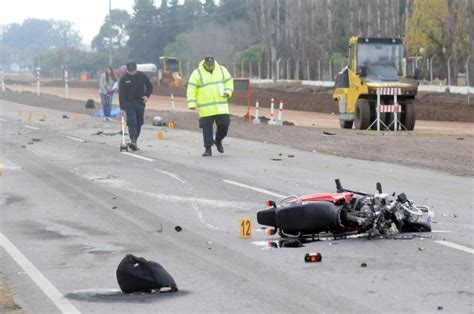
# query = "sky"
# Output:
<box><xmin>1</xmin><ymin>0</ymin><xmax>139</xmax><ymax>45</ymax></box>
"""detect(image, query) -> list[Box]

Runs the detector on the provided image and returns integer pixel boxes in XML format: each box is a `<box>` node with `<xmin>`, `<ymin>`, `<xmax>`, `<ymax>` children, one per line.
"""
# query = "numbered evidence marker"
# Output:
<box><xmin>239</xmin><ymin>218</ymin><xmax>252</xmax><ymax>238</ymax></box>
<box><xmin>156</xmin><ymin>132</ymin><xmax>164</xmax><ymax>140</ymax></box>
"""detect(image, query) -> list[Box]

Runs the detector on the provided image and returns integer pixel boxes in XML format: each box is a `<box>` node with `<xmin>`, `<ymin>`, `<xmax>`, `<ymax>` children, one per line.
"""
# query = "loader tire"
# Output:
<box><xmin>402</xmin><ymin>100</ymin><xmax>416</xmax><ymax>130</ymax></box>
<box><xmin>354</xmin><ymin>99</ymin><xmax>370</xmax><ymax>130</ymax></box>
<box><xmin>340</xmin><ymin>119</ymin><xmax>353</xmax><ymax>129</ymax></box>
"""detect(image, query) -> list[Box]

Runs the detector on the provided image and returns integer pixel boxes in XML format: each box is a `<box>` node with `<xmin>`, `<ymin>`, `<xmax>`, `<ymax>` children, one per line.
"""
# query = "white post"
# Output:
<box><xmin>253</xmin><ymin>99</ymin><xmax>260</xmax><ymax>124</ymax></box>
<box><xmin>36</xmin><ymin>67</ymin><xmax>40</xmax><ymax>96</ymax></box>
<box><xmin>171</xmin><ymin>93</ymin><xmax>176</xmax><ymax>113</ymax></box>
<box><xmin>1</xmin><ymin>69</ymin><xmax>5</xmax><ymax>92</ymax></box>
<box><xmin>376</xmin><ymin>88</ymin><xmax>381</xmax><ymax>131</ymax></box>
<box><xmin>276</xmin><ymin>100</ymin><xmax>284</xmax><ymax>125</ymax></box>
<box><xmin>268</xmin><ymin>98</ymin><xmax>276</xmax><ymax>125</ymax></box>
<box><xmin>394</xmin><ymin>93</ymin><xmax>398</xmax><ymax>132</ymax></box>
<box><xmin>64</xmin><ymin>67</ymin><xmax>69</xmax><ymax>100</ymax></box>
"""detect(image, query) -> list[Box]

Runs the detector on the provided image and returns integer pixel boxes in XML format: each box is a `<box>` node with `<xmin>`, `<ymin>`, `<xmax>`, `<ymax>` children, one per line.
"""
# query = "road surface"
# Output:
<box><xmin>0</xmin><ymin>99</ymin><xmax>473</xmax><ymax>313</ymax></box>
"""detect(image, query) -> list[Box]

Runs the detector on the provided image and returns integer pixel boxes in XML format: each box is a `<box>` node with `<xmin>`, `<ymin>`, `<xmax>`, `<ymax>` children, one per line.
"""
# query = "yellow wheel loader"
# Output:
<box><xmin>157</xmin><ymin>57</ymin><xmax>184</xmax><ymax>87</ymax></box>
<box><xmin>333</xmin><ymin>37</ymin><xmax>419</xmax><ymax>130</ymax></box>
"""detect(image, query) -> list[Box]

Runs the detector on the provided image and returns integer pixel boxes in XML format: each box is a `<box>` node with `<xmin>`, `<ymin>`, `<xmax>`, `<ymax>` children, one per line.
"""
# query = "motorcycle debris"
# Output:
<box><xmin>288</xmin><ymin>154</ymin><xmax>295</xmax><ymax>158</ymax></box>
<box><xmin>437</xmin><ymin>306</ymin><xmax>443</xmax><ymax>310</ymax></box>
<box><xmin>322</xmin><ymin>131</ymin><xmax>336</xmax><ymax>136</ymax></box>
<box><xmin>271</xmin><ymin>158</ymin><xmax>282</xmax><ymax>161</ymax></box>
<box><xmin>418</xmin><ymin>247</ymin><xmax>425</xmax><ymax>251</ymax></box>
<box><xmin>175</xmin><ymin>226</ymin><xmax>182</xmax><ymax>232</ymax></box>
<box><xmin>62</xmin><ymin>114</ymin><xmax>69</xmax><ymax>119</ymax></box>
<box><xmin>393</xmin><ymin>235</ymin><xmax>414</xmax><ymax>240</ymax></box>
<box><xmin>304</xmin><ymin>253</ymin><xmax>322</xmax><ymax>263</ymax></box>
<box><xmin>361</xmin><ymin>263</ymin><xmax>367</xmax><ymax>268</ymax></box>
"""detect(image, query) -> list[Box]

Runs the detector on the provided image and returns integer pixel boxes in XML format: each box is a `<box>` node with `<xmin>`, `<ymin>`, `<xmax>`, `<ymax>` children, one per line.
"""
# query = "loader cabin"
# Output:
<box><xmin>333</xmin><ymin>36</ymin><xmax>417</xmax><ymax>131</ymax></box>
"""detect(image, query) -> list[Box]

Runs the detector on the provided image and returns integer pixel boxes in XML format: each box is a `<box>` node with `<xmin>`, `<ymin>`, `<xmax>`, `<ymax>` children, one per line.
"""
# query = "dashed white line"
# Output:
<box><xmin>0</xmin><ymin>118</ymin><xmax>7</xmax><ymax>122</ymax></box>
<box><xmin>66</xmin><ymin>136</ymin><xmax>86</xmax><ymax>143</ymax></box>
<box><xmin>121</xmin><ymin>152</ymin><xmax>155</xmax><ymax>162</ymax></box>
<box><xmin>156</xmin><ymin>169</ymin><xmax>186</xmax><ymax>184</ymax></box>
<box><xmin>434</xmin><ymin>240</ymin><xmax>474</xmax><ymax>255</ymax></box>
<box><xmin>24</xmin><ymin>125</ymin><xmax>39</xmax><ymax>130</ymax></box>
<box><xmin>0</xmin><ymin>233</ymin><xmax>80</xmax><ymax>314</ymax></box>
<box><xmin>222</xmin><ymin>179</ymin><xmax>286</xmax><ymax>198</ymax></box>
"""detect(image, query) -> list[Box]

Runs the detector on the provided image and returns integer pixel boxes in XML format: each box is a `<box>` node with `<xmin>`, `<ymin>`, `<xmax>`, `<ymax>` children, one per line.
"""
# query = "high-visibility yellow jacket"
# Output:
<box><xmin>186</xmin><ymin>60</ymin><xmax>234</xmax><ymax>118</ymax></box>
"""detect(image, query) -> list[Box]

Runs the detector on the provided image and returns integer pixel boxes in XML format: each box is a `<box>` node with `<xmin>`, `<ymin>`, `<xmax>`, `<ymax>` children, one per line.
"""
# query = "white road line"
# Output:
<box><xmin>0</xmin><ymin>233</ymin><xmax>80</xmax><ymax>314</ymax></box>
<box><xmin>223</xmin><ymin>179</ymin><xmax>286</xmax><ymax>198</ymax></box>
<box><xmin>155</xmin><ymin>169</ymin><xmax>186</xmax><ymax>184</ymax></box>
<box><xmin>121</xmin><ymin>152</ymin><xmax>155</xmax><ymax>162</ymax></box>
<box><xmin>434</xmin><ymin>240</ymin><xmax>474</xmax><ymax>254</ymax></box>
<box><xmin>66</xmin><ymin>136</ymin><xmax>86</xmax><ymax>143</ymax></box>
<box><xmin>431</xmin><ymin>230</ymin><xmax>453</xmax><ymax>233</ymax></box>
<box><xmin>0</xmin><ymin>118</ymin><xmax>7</xmax><ymax>122</ymax></box>
<box><xmin>24</xmin><ymin>125</ymin><xmax>39</xmax><ymax>130</ymax></box>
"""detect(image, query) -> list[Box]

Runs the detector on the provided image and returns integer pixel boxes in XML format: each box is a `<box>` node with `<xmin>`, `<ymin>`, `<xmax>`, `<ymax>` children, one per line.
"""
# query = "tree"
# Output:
<box><xmin>127</xmin><ymin>0</ymin><xmax>160</xmax><ymax>63</ymax></box>
<box><xmin>3</xmin><ymin>18</ymin><xmax>82</xmax><ymax>67</ymax></box>
<box><xmin>406</xmin><ymin>0</ymin><xmax>449</xmax><ymax>79</ymax></box>
<box><xmin>92</xmin><ymin>9</ymin><xmax>131</xmax><ymax>52</ymax></box>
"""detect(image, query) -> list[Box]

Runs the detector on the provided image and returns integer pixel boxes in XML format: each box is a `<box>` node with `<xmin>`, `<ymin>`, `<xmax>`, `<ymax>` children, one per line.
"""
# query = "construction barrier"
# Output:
<box><xmin>268</xmin><ymin>98</ymin><xmax>276</xmax><ymax>125</ymax></box>
<box><xmin>36</xmin><ymin>67</ymin><xmax>41</xmax><ymax>96</ymax></box>
<box><xmin>170</xmin><ymin>93</ymin><xmax>176</xmax><ymax>113</ymax></box>
<box><xmin>253</xmin><ymin>100</ymin><xmax>260</xmax><ymax>124</ymax></box>
<box><xmin>369</xmin><ymin>88</ymin><xmax>404</xmax><ymax>132</ymax></box>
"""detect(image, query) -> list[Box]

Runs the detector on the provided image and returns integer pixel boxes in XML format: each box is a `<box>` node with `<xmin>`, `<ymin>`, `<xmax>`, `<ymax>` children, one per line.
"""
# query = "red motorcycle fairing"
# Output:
<box><xmin>298</xmin><ymin>192</ymin><xmax>353</xmax><ymax>205</ymax></box>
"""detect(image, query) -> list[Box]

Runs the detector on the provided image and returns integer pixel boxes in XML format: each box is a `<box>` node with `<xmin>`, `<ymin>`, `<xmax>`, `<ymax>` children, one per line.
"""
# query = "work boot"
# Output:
<box><xmin>202</xmin><ymin>146</ymin><xmax>212</xmax><ymax>157</ymax></box>
<box><xmin>215</xmin><ymin>141</ymin><xmax>224</xmax><ymax>153</ymax></box>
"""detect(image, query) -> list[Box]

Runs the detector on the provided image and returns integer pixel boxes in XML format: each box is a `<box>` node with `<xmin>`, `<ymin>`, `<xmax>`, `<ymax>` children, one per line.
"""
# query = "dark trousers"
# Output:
<box><xmin>125</xmin><ymin>100</ymin><xmax>145</xmax><ymax>140</ymax></box>
<box><xmin>199</xmin><ymin>114</ymin><xmax>230</xmax><ymax>147</ymax></box>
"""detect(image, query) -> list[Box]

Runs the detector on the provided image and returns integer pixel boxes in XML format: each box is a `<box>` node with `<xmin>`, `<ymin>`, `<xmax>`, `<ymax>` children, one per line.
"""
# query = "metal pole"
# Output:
<box><xmin>276</xmin><ymin>57</ymin><xmax>282</xmax><ymax>81</ymax></box>
<box><xmin>318</xmin><ymin>59</ymin><xmax>322</xmax><ymax>81</ymax></box>
<box><xmin>447</xmin><ymin>55</ymin><xmax>452</xmax><ymax>86</ymax></box>
<box><xmin>233</xmin><ymin>62</ymin><xmax>237</xmax><ymax>77</ymax></box>
<box><xmin>36</xmin><ymin>67</ymin><xmax>40</xmax><ymax>96</ymax></box>
<box><xmin>1</xmin><ymin>69</ymin><xmax>5</xmax><ymax>92</ymax></box>
<box><xmin>306</xmin><ymin>59</ymin><xmax>310</xmax><ymax>80</ymax></box>
<box><xmin>64</xmin><ymin>66</ymin><xmax>69</xmax><ymax>100</ymax></box>
<box><xmin>430</xmin><ymin>56</ymin><xmax>434</xmax><ymax>83</ymax></box>
<box><xmin>329</xmin><ymin>59</ymin><xmax>333</xmax><ymax>81</ymax></box>
<box><xmin>295</xmin><ymin>59</ymin><xmax>300</xmax><ymax>80</ymax></box>
<box><xmin>108</xmin><ymin>0</ymin><xmax>112</xmax><ymax>66</ymax></box>
<box><xmin>377</xmin><ymin>89</ymin><xmax>380</xmax><ymax>131</ymax></box>
<box><xmin>241</xmin><ymin>61</ymin><xmax>244</xmax><ymax>77</ymax></box>
<box><xmin>286</xmin><ymin>58</ymin><xmax>291</xmax><ymax>80</ymax></box>
<box><xmin>466</xmin><ymin>55</ymin><xmax>471</xmax><ymax>87</ymax></box>
<box><xmin>249</xmin><ymin>61</ymin><xmax>252</xmax><ymax>78</ymax></box>
<box><xmin>394</xmin><ymin>93</ymin><xmax>398</xmax><ymax>132</ymax></box>
<box><xmin>258</xmin><ymin>61</ymin><xmax>261</xmax><ymax>79</ymax></box>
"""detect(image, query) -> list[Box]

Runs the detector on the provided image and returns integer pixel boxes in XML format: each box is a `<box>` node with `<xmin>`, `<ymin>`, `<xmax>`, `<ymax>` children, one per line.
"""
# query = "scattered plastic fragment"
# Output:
<box><xmin>361</xmin><ymin>263</ymin><xmax>367</xmax><ymax>268</ymax></box>
<box><xmin>175</xmin><ymin>226</ymin><xmax>182</xmax><ymax>232</ymax></box>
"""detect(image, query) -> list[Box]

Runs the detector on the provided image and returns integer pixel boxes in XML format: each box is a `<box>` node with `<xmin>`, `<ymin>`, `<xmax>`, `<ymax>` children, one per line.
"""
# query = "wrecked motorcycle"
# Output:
<box><xmin>257</xmin><ymin>179</ymin><xmax>433</xmax><ymax>239</ymax></box>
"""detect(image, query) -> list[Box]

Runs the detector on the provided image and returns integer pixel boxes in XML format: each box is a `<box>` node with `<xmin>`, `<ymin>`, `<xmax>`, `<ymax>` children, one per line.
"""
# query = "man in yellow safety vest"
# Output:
<box><xmin>187</xmin><ymin>56</ymin><xmax>234</xmax><ymax>157</ymax></box>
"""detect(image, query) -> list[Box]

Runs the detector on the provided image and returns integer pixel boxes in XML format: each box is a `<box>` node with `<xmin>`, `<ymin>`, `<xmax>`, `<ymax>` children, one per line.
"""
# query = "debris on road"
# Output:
<box><xmin>418</xmin><ymin>247</ymin><xmax>425</xmax><ymax>251</ymax></box>
<box><xmin>175</xmin><ymin>226</ymin><xmax>182</xmax><ymax>232</ymax></box>
<box><xmin>361</xmin><ymin>262</ymin><xmax>367</xmax><ymax>268</ymax></box>
<box><xmin>116</xmin><ymin>254</ymin><xmax>178</xmax><ymax>293</ymax></box>
<box><xmin>323</xmin><ymin>131</ymin><xmax>336</xmax><ymax>136</ymax></box>
<box><xmin>62</xmin><ymin>114</ymin><xmax>69</xmax><ymax>119</ymax></box>
<box><xmin>438</xmin><ymin>306</ymin><xmax>443</xmax><ymax>310</ymax></box>
<box><xmin>271</xmin><ymin>158</ymin><xmax>282</xmax><ymax>161</ymax></box>
<box><xmin>288</xmin><ymin>154</ymin><xmax>295</xmax><ymax>158</ymax></box>
<box><xmin>304</xmin><ymin>253</ymin><xmax>322</xmax><ymax>263</ymax></box>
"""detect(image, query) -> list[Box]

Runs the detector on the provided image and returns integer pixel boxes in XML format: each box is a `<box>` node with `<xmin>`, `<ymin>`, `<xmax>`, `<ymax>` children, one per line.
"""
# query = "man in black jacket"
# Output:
<box><xmin>119</xmin><ymin>60</ymin><xmax>153</xmax><ymax>151</ymax></box>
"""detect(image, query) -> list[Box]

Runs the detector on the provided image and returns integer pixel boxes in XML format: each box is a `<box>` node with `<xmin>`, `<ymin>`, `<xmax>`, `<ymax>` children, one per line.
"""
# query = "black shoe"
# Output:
<box><xmin>202</xmin><ymin>146</ymin><xmax>212</xmax><ymax>157</ymax></box>
<box><xmin>215</xmin><ymin>141</ymin><xmax>224</xmax><ymax>153</ymax></box>
<box><xmin>129</xmin><ymin>138</ymin><xmax>139</xmax><ymax>151</ymax></box>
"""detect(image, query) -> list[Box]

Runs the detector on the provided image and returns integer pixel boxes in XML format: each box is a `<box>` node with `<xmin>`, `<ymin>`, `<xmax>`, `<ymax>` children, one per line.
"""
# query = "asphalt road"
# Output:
<box><xmin>0</xmin><ymin>99</ymin><xmax>473</xmax><ymax>313</ymax></box>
